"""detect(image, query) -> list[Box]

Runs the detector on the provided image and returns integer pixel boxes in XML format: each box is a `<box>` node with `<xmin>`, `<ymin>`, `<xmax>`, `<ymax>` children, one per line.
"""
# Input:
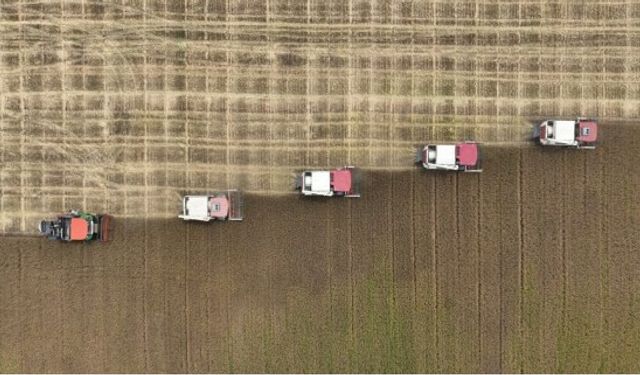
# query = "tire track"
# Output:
<box><xmin>519</xmin><ymin>147</ymin><xmax>565</xmax><ymax>372</ymax></box>
<box><xmin>455</xmin><ymin>170</ymin><xmax>482</xmax><ymax>371</ymax></box>
<box><xmin>518</xmin><ymin>148</ymin><xmax>524</xmax><ymax>374</ymax></box>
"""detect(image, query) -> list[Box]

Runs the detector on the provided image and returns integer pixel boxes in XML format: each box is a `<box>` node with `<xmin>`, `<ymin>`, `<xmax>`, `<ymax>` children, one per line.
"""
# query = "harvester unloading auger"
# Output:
<box><xmin>39</xmin><ymin>210</ymin><xmax>112</xmax><ymax>242</ymax></box>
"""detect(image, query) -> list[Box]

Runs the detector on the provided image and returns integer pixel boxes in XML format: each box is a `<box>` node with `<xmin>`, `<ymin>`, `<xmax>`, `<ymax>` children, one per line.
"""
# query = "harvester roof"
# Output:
<box><xmin>457</xmin><ymin>143</ymin><xmax>478</xmax><ymax>166</ymax></box>
<box><xmin>331</xmin><ymin>169</ymin><xmax>352</xmax><ymax>192</ymax></box>
<box><xmin>69</xmin><ymin>218</ymin><xmax>88</xmax><ymax>240</ymax></box>
<box><xmin>553</xmin><ymin>121</ymin><xmax>576</xmax><ymax>142</ymax></box>
<box><xmin>577</xmin><ymin>120</ymin><xmax>597</xmax><ymax>142</ymax></box>
<box><xmin>435</xmin><ymin>145</ymin><xmax>456</xmax><ymax>165</ymax></box>
<box><xmin>185</xmin><ymin>196</ymin><xmax>209</xmax><ymax>218</ymax></box>
<box><xmin>209</xmin><ymin>196</ymin><xmax>229</xmax><ymax>218</ymax></box>
<box><xmin>310</xmin><ymin>171</ymin><xmax>331</xmax><ymax>192</ymax></box>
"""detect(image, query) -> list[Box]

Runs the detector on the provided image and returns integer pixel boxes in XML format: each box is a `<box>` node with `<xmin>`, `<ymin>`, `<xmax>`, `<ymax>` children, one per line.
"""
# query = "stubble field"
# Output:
<box><xmin>1</xmin><ymin>0</ymin><xmax>640</xmax><ymax>373</ymax></box>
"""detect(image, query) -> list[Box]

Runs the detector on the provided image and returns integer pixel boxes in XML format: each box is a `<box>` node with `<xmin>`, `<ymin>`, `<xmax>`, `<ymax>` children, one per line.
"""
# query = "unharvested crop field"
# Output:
<box><xmin>1</xmin><ymin>0</ymin><xmax>640</xmax><ymax>373</ymax></box>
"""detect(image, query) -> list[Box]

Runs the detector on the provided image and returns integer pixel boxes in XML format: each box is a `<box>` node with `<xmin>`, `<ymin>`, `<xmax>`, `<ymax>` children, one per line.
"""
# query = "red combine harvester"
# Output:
<box><xmin>534</xmin><ymin>118</ymin><xmax>597</xmax><ymax>149</ymax></box>
<box><xmin>39</xmin><ymin>210</ymin><xmax>111</xmax><ymax>242</ymax></box>
<box><xmin>295</xmin><ymin>166</ymin><xmax>361</xmax><ymax>197</ymax></box>
<box><xmin>416</xmin><ymin>142</ymin><xmax>482</xmax><ymax>172</ymax></box>
<box><xmin>179</xmin><ymin>190</ymin><xmax>244</xmax><ymax>221</ymax></box>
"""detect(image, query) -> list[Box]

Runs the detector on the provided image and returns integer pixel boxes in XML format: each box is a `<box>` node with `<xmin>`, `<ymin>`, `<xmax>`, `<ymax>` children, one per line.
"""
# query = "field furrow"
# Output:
<box><xmin>184</xmin><ymin>223</ymin><xmax>212</xmax><ymax>372</ymax></box>
<box><xmin>412</xmin><ymin>170</ymin><xmax>438</xmax><ymax>373</ymax></box>
<box><xmin>349</xmin><ymin>171</ymin><xmax>396</xmax><ymax>372</ymax></box>
<box><xmin>477</xmin><ymin>147</ymin><xmax>521</xmax><ymax>372</ymax></box>
<box><xmin>520</xmin><ymin>147</ymin><xmax>565</xmax><ymax>372</ymax></box>
<box><xmin>598</xmin><ymin>126</ymin><xmax>640</xmax><ymax>373</ymax></box>
<box><xmin>325</xmin><ymin>199</ymin><xmax>354</xmax><ymax>372</ymax></box>
<box><xmin>434</xmin><ymin>170</ymin><xmax>458</xmax><ymax>372</ymax></box>
<box><xmin>454</xmin><ymin>172</ymin><xmax>481</xmax><ymax>371</ymax></box>
<box><xmin>144</xmin><ymin>218</ymin><xmax>187</xmax><ymax>372</ymax></box>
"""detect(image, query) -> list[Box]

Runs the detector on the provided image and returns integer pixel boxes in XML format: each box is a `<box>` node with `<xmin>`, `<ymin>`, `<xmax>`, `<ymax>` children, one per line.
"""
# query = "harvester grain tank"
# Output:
<box><xmin>295</xmin><ymin>166</ymin><xmax>361</xmax><ymax>197</ymax></box>
<box><xmin>535</xmin><ymin>118</ymin><xmax>597</xmax><ymax>149</ymax></box>
<box><xmin>39</xmin><ymin>210</ymin><xmax>111</xmax><ymax>242</ymax></box>
<box><xmin>416</xmin><ymin>142</ymin><xmax>482</xmax><ymax>172</ymax></box>
<box><xmin>179</xmin><ymin>190</ymin><xmax>244</xmax><ymax>221</ymax></box>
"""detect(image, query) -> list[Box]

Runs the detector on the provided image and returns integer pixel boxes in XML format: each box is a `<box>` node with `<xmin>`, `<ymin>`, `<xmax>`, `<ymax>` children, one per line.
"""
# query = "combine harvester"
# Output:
<box><xmin>179</xmin><ymin>190</ymin><xmax>244</xmax><ymax>221</ymax></box>
<box><xmin>416</xmin><ymin>141</ymin><xmax>482</xmax><ymax>172</ymax></box>
<box><xmin>39</xmin><ymin>210</ymin><xmax>111</xmax><ymax>242</ymax></box>
<box><xmin>534</xmin><ymin>118</ymin><xmax>597</xmax><ymax>149</ymax></box>
<box><xmin>295</xmin><ymin>166</ymin><xmax>361</xmax><ymax>197</ymax></box>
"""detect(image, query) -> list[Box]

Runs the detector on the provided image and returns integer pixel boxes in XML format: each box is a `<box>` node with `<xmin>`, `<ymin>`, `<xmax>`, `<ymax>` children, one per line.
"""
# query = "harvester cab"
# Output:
<box><xmin>535</xmin><ymin>118</ymin><xmax>597</xmax><ymax>149</ymax></box>
<box><xmin>295</xmin><ymin>166</ymin><xmax>361</xmax><ymax>197</ymax></box>
<box><xmin>179</xmin><ymin>190</ymin><xmax>244</xmax><ymax>221</ymax></box>
<box><xmin>39</xmin><ymin>210</ymin><xmax>111</xmax><ymax>242</ymax></box>
<box><xmin>416</xmin><ymin>142</ymin><xmax>482</xmax><ymax>172</ymax></box>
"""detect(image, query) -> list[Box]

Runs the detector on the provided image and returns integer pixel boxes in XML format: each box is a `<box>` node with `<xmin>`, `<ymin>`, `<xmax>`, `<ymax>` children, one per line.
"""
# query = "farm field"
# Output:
<box><xmin>1</xmin><ymin>0</ymin><xmax>640</xmax><ymax>373</ymax></box>
<box><xmin>1</xmin><ymin>135</ymin><xmax>640</xmax><ymax>373</ymax></box>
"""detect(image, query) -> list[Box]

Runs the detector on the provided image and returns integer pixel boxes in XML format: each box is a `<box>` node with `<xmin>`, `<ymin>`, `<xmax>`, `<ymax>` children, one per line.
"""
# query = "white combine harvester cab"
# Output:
<box><xmin>301</xmin><ymin>171</ymin><xmax>333</xmax><ymax>196</ymax></box>
<box><xmin>295</xmin><ymin>166</ymin><xmax>361</xmax><ymax>198</ymax></box>
<box><xmin>179</xmin><ymin>190</ymin><xmax>244</xmax><ymax>221</ymax></box>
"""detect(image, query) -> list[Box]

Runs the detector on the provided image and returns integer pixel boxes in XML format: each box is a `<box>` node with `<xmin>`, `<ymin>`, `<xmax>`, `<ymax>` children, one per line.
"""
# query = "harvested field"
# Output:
<box><xmin>2</xmin><ymin>0</ymin><xmax>640</xmax><ymax>373</ymax></box>
<box><xmin>2</xmin><ymin>132</ymin><xmax>640</xmax><ymax>372</ymax></box>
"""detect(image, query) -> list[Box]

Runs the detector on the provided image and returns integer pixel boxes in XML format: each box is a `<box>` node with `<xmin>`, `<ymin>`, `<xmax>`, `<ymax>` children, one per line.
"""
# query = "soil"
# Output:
<box><xmin>1</xmin><ymin>0</ymin><xmax>640</xmax><ymax>372</ymax></box>
<box><xmin>1</xmin><ymin>133</ymin><xmax>640</xmax><ymax>372</ymax></box>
